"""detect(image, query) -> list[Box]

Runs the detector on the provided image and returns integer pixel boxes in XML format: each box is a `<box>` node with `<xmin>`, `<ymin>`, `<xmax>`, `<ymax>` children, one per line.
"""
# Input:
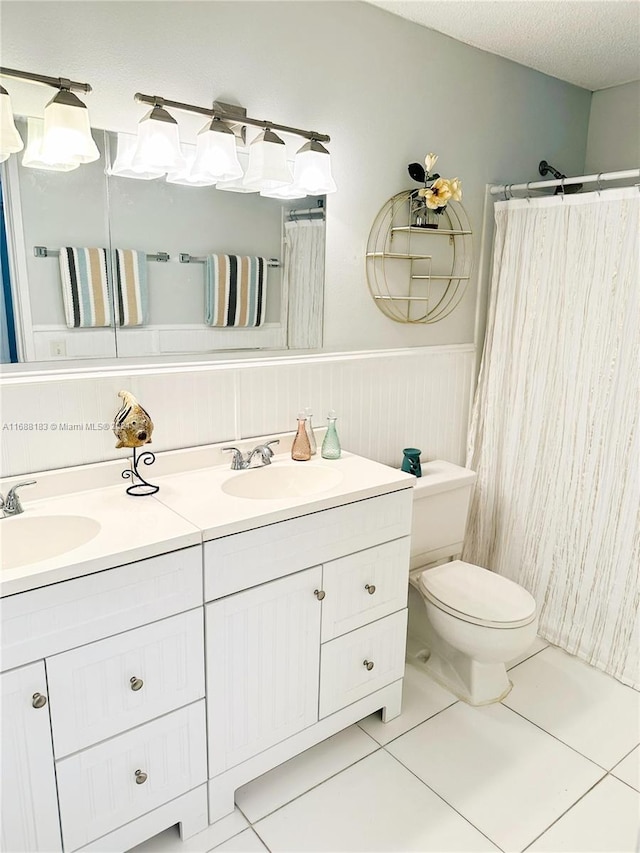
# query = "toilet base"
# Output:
<box><xmin>408</xmin><ymin>640</ymin><xmax>513</xmax><ymax>705</ymax></box>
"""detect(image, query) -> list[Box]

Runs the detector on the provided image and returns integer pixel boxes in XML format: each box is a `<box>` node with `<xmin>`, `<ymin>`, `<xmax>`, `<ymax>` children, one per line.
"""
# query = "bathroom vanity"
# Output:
<box><xmin>0</xmin><ymin>443</ymin><xmax>413</xmax><ymax>852</ymax></box>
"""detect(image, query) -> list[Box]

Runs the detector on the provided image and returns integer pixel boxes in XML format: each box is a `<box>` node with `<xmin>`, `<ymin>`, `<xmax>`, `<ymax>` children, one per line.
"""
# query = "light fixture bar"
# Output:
<box><xmin>0</xmin><ymin>66</ymin><xmax>92</xmax><ymax>94</ymax></box>
<box><xmin>134</xmin><ymin>92</ymin><xmax>330</xmax><ymax>143</ymax></box>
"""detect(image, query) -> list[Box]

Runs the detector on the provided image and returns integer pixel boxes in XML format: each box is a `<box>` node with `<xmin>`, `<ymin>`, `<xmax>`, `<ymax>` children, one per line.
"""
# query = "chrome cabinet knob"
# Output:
<box><xmin>363</xmin><ymin>660</ymin><xmax>374</xmax><ymax>671</ymax></box>
<box><xmin>365</xmin><ymin>584</ymin><xmax>376</xmax><ymax>595</ymax></box>
<box><xmin>32</xmin><ymin>692</ymin><xmax>47</xmax><ymax>709</ymax></box>
<box><xmin>130</xmin><ymin>676</ymin><xmax>144</xmax><ymax>691</ymax></box>
<box><xmin>134</xmin><ymin>769</ymin><xmax>148</xmax><ymax>785</ymax></box>
<box><xmin>314</xmin><ymin>589</ymin><xmax>326</xmax><ymax>601</ymax></box>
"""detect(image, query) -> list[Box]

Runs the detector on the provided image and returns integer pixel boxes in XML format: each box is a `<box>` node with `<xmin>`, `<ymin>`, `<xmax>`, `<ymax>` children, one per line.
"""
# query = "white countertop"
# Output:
<box><xmin>0</xmin><ymin>439</ymin><xmax>414</xmax><ymax>597</ymax></box>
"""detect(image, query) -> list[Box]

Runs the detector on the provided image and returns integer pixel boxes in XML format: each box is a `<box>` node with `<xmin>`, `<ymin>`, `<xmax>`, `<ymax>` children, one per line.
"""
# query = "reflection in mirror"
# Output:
<box><xmin>1</xmin><ymin>122</ymin><xmax>326</xmax><ymax>364</ymax></box>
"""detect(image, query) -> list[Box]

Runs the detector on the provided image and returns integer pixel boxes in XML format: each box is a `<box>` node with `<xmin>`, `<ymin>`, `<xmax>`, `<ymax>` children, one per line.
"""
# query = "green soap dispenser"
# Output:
<box><xmin>321</xmin><ymin>410</ymin><xmax>341</xmax><ymax>460</ymax></box>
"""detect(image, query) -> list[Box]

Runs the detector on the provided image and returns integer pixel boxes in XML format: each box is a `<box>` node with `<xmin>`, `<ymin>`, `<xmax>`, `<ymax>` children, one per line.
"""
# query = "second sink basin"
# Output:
<box><xmin>0</xmin><ymin>514</ymin><xmax>102</xmax><ymax>570</ymax></box>
<box><xmin>222</xmin><ymin>464</ymin><xmax>343</xmax><ymax>500</ymax></box>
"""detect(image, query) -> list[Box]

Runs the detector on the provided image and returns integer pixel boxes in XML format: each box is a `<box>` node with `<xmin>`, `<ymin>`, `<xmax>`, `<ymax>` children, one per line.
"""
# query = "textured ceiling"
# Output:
<box><xmin>366</xmin><ymin>1</ymin><xmax>640</xmax><ymax>91</ymax></box>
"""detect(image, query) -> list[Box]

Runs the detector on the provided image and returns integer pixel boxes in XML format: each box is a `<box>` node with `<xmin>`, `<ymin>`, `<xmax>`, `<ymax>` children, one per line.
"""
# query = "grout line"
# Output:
<box><xmin>381</xmin><ymin>748</ymin><xmax>505</xmax><ymax>852</ymax></box>
<box><xmin>610</xmin><ymin>743</ymin><xmax>640</xmax><ymax>772</ymax></box>
<box><xmin>520</xmin><ymin>775</ymin><xmax>606</xmax><ymax>852</ymax></box>
<box><xmin>498</xmin><ymin>703</ymin><xmax>613</xmax><ymax>773</ymax></box>
<box><xmin>506</xmin><ymin>642</ymin><xmax>550</xmax><ymax>672</ymax></box>
<box><xmin>607</xmin><ymin>769</ymin><xmax>640</xmax><ymax>795</ymax></box>
<box><xmin>246</xmin><ymin>824</ymin><xmax>273</xmax><ymax>852</ymax></box>
<box><xmin>356</xmin><ymin>696</ymin><xmax>460</xmax><ymax>748</ymax></box>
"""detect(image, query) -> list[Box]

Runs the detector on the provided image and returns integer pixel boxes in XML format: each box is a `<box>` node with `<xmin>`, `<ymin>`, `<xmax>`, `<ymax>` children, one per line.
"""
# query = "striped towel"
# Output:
<box><xmin>58</xmin><ymin>247</ymin><xmax>111</xmax><ymax>328</ymax></box>
<box><xmin>114</xmin><ymin>249</ymin><xmax>149</xmax><ymax>327</ymax></box>
<box><xmin>205</xmin><ymin>255</ymin><xmax>266</xmax><ymax>327</ymax></box>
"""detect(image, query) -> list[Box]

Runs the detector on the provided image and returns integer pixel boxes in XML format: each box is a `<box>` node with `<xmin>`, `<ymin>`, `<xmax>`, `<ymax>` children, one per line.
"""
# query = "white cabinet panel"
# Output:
<box><xmin>56</xmin><ymin>701</ymin><xmax>206</xmax><ymax>852</ymax></box>
<box><xmin>206</xmin><ymin>567</ymin><xmax>322</xmax><ymax>776</ymax></box>
<box><xmin>319</xmin><ymin>610</ymin><xmax>408</xmax><ymax>719</ymax></box>
<box><xmin>204</xmin><ymin>490</ymin><xmax>412</xmax><ymax>600</ymax></box>
<box><xmin>47</xmin><ymin>609</ymin><xmax>205</xmax><ymax>757</ymax></box>
<box><xmin>321</xmin><ymin>538</ymin><xmax>410</xmax><ymax>642</ymax></box>
<box><xmin>1</xmin><ymin>547</ymin><xmax>202</xmax><ymax>670</ymax></box>
<box><xmin>0</xmin><ymin>662</ymin><xmax>62</xmax><ymax>853</ymax></box>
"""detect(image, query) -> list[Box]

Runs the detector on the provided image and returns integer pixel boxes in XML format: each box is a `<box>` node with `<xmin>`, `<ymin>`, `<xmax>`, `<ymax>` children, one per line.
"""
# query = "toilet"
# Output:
<box><xmin>407</xmin><ymin>460</ymin><xmax>538</xmax><ymax>705</ymax></box>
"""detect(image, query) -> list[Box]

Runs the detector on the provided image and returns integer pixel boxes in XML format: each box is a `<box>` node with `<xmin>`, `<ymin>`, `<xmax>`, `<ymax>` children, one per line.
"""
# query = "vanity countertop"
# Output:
<box><xmin>0</xmin><ymin>440</ymin><xmax>414</xmax><ymax>598</ymax></box>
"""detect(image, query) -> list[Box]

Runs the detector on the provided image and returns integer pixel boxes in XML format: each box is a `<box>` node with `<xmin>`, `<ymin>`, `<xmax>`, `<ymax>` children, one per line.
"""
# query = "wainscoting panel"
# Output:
<box><xmin>1</xmin><ymin>346</ymin><xmax>475</xmax><ymax>477</ymax></box>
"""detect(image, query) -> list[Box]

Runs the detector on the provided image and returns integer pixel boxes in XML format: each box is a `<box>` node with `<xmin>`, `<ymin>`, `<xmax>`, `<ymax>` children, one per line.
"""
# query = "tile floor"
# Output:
<box><xmin>132</xmin><ymin>641</ymin><xmax>640</xmax><ymax>853</ymax></box>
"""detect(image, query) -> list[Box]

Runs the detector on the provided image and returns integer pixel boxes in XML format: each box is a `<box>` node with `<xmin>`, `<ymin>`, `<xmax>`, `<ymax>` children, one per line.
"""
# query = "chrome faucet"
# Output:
<box><xmin>223</xmin><ymin>440</ymin><xmax>280</xmax><ymax>470</ymax></box>
<box><xmin>0</xmin><ymin>480</ymin><xmax>37</xmax><ymax>518</ymax></box>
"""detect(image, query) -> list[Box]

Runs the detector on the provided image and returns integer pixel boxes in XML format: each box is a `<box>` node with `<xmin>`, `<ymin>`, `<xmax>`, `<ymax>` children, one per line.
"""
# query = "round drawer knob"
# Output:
<box><xmin>314</xmin><ymin>589</ymin><xmax>326</xmax><ymax>601</ymax></box>
<box><xmin>32</xmin><ymin>692</ymin><xmax>47</xmax><ymax>709</ymax></box>
<box><xmin>365</xmin><ymin>584</ymin><xmax>376</xmax><ymax>595</ymax></box>
<box><xmin>130</xmin><ymin>677</ymin><xmax>144</xmax><ymax>692</ymax></box>
<box><xmin>363</xmin><ymin>659</ymin><xmax>374</xmax><ymax>671</ymax></box>
<box><xmin>134</xmin><ymin>769</ymin><xmax>148</xmax><ymax>785</ymax></box>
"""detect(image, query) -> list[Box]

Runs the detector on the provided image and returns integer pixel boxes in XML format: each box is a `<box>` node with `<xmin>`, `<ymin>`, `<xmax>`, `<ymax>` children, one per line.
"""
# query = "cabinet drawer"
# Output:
<box><xmin>1</xmin><ymin>546</ymin><xmax>202</xmax><ymax>671</ymax></box>
<box><xmin>205</xmin><ymin>489</ymin><xmax>412</xmax><ymax>600</ymax></box>
<box><xmin>319</xmin><ymin>610</ymin><xmax>408</xmax><ymax>719</ymax></box>
<box><xmin>321</xmin><ymin>538</ymin><xmax>410</xmax><ymax>642</ymax></box>
<box><xmin>47</xmin><ymin>609</ymin><xmax>205</xmax><ymax>757</ymax></box>
<box><xmin>56</xmin><ymin>701</ymin><xmax>206</xmax><ymax>852</ymax></box>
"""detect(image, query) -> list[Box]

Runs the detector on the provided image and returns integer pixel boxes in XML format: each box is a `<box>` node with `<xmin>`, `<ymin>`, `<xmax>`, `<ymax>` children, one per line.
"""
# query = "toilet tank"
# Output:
<box><xmin>410</xmin><ymin>460</ymin><xmax>477</xmax><ymax>570</ymax></box>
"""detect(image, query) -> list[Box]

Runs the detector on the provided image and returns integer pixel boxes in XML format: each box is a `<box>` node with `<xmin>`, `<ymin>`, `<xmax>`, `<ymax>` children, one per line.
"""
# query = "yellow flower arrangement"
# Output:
<box><xmin>408</xmin><ymin>153</ymin><xmax>463</xmax><ymax>215</ymax></box>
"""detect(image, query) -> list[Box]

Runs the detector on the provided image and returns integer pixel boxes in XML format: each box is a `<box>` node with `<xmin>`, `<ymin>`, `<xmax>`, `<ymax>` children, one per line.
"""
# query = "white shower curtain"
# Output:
<box><xmin>284</xmin><ymin>218</ymin><xmax>325</xmax><ymax>349</ymax></box>
<box><xmin>465</xmin><ymin>188</ymin><xmax>639</xmax><ymax>688</ymax></box>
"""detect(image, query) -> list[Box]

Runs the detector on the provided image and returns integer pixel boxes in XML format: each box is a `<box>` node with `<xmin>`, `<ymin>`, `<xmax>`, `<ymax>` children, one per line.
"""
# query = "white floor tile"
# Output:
<box><xmin>612</xmin><ymin>747</ymin><xmax>640</xmax><ymax>792</ymax></box>
<box><xmin>504</xmin><ymin>646</ymin><xmax>640</xmax><ymax>769</ymax></box>
<box><xmin>128</xmin><ymin>811</ymin><xmax>249</xmax><ymax>853</ymax></box>
<box><xmin>526</xmin><ymin>775</ymin><xmax>640</xmax><ymax>852</ymax></box>
<box><xmin>357</xmin><ymin>660</ymin><xmax>457</xmax><ymax>745</ymax></box>
<box><xmin>387</xmin><ymin>701</ymin><xmax>605</xmax><ymax>852</ymax></box>
<box><xmin>507</xmin><ymin>636</ymin><xmax>549</xmax><ymax>670</ymax></box>
<box><xmin>253</xmin><ymin>749</ymin><xmax>498</xmax><ymax>852</ymax></box>
<box><xmin>212</xmin><ymin>828</ymin><xmax>268</xmax><ymax>852</ymax></box>
<box><xmin>235</xmin><ymin>725</ymin><xmax>378</xmax><ymax>822</ymax></box>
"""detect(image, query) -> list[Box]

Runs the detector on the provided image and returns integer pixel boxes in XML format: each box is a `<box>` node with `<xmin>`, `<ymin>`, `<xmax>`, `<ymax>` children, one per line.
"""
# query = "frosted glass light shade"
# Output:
<box><xmin>42</xmin><ymin>90</ymin><xmax>99</xmax><ymax>165</ymax></box>
<box><xmin>216</xmin><ymin>151</ymin><xmax>258</xmax><ymax>193</ymax></box>
<box><xmin>131</xmin><ymin>106</ymin><xmax>185</xmax><ymax>173</ymax></box>
<box><xmin>242</xmin><ymin>129</ymin><xmax>292</xmax><ymax>190</ymax></box>
<box><xmin>293</xmin><ymin>140</ymin><xmax>336</xmax><ymax>195</ymax></box>
<box><xmin>22</xmin><ymin>117</ymin><xmax>79</xmax><ymax>171</ymax></box>
<box><xmin>261</xmin><ymin>164</ymin><xmax>307</xmax><ymax>199</ymax></box>
<box><xmin>108</xmin><ymin>132</ymin><xmax>164</xmax><ymax>180</ymax></box>
<box><xmin>167</xmin><ymin>145</ymin><xmax>217</xmax><ymax>187</ymax></box>
<box><xmin>0</xmin><ymin>87</ymin><xmax>23</xmax><ymax>162</ymax></box>
<box><xmin>191</xmin><ymin>119</ymin><xmax>243</xmax><ymax>183</ymax></box>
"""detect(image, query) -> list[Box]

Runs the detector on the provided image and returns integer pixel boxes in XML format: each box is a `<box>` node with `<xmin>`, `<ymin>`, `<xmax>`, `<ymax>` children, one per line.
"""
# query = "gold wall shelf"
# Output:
<box><xmin>366</xmin><ymin>191</ymin><xmax>473</xmax><ymax>324</ymax></box>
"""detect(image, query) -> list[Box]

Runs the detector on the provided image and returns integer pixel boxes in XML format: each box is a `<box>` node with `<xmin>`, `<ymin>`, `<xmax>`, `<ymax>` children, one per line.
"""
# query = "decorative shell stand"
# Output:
<box><xmin>366</xmin><ymin>191</ymin><xmax>473</xmax><ymax>324</ymax></box>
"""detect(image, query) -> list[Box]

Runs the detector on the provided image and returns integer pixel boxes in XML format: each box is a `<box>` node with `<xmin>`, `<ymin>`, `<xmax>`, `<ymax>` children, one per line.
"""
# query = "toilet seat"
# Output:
<box><xmin>419</xmin><ymin>560</ymin><xmax>537</xmax><ymax>629</ymax></box>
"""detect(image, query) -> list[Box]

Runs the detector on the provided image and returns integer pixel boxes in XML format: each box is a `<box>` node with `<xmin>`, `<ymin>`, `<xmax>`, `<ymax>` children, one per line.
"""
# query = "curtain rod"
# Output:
<box><xmin>490</xmin><ymin>168</ymin><xmax>639</xmax><ymax>196</ymax></box>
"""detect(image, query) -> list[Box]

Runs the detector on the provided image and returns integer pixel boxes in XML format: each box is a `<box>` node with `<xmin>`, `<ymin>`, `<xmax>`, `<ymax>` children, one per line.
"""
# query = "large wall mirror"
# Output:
<box><xmin>1</xmin><ymin>121</ymin><xmax>326</xmax><ymax>364</ymax></box>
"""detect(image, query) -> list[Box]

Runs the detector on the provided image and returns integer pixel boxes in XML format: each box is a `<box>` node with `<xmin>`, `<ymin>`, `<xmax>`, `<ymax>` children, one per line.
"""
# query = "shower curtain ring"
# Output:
<box><xmin>559</xmin><ymin>177</ymin><xmax>566</xmax><ymax>199</ymax></box>
<box><xmin>597</xmin><ymin>173</ymin><xmax>603</xmax><ymax>194</ymax></box>
<box><xmin>525</xmin><ymin>181</ymin><xmax>532</xmax><ymax>202</ymax></box>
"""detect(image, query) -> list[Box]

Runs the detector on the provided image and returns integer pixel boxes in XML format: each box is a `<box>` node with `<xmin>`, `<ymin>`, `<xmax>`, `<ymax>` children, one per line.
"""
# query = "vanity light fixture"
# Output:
<box><xmin>190</xmin><ymin>117</ymin><xmax>243</xmax><ymax>183</ymax></box>
<box><xmin>0</xmin><ymin>84</ymin><xmax>23</xmax><ymax>162</ymax></box>
<box><xmin>131</xmin><ymin>100</ymin><xmax>186</xmax><ymax>174</ymax></box>
<box><xmin>22</xmin><ymin>116</ymin><xmax>79</xmax><ymax>171</ymax></box>
<box><xmin>166</xmin><ymin>144</ymin><xmax>217</xmax><ymax>187</ymax></box>
<box><xmin>0</xmin><ymin>66</ymin><xmax>97</xmax><ymax>166</ymax></box>
<box><xmin>260</xmin><ymin>163</ymin><xmax>307</xmax><ymax>199</ymax></box>
<box><xmin>293</xmin><ymin>139</ymin><xmax>337</xmax><ymax>195</ymax></box>
<box><xmin>133</xmin><ymin>91</ymin><xmax>333</xmax><ymax>194</ymax></box>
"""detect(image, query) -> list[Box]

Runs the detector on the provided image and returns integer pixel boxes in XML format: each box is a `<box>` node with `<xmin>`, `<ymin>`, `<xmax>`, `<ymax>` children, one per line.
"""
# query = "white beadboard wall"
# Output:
<box><xmin>0</xmin><ymin>346</ymin><xmax>475</xmax><ymax>478</ymax></box>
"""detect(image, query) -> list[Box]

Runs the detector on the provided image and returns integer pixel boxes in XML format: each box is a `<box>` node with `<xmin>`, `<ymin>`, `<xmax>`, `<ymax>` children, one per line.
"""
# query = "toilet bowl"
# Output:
<box><xmin>407</xmin><ymin>462</ymin><xmax>538</xmax><ymax>705</ymax></box>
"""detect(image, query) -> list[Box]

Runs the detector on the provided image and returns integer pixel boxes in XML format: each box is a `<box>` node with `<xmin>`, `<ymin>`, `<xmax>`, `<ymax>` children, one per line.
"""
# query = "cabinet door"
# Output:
<box><xmin>206</xmin><ymin>566</ymin><xmax>322</xmax><ymax>776</ymax></box>
<box><xmin>0</xmin><ymin>662</ymin><xmax>62</xmax><ymax>853</ymax></box>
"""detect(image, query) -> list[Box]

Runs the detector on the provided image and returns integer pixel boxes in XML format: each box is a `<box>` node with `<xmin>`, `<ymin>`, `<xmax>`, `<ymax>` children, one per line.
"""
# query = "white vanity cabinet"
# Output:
<box><xmin>0</xmin><ymin>662</ymin><xmax>62</xmax><ymax>853</ymax></box>
<box><xmin>0</xmin><ymin>546</ymin><xmax>209</xmax><ymax>853</ymax></box>
<box><xmin>204</xmin><ymin>488</ymin><xmax>413</xmax><ymax>821</ymax></box>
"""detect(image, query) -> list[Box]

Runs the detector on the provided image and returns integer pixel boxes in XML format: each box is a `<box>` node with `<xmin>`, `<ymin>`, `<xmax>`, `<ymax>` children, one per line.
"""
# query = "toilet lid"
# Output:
<box><xmin>419</xmin><ymin>561</ymin><xmax>537</xmax><ymax>627</ymax></box>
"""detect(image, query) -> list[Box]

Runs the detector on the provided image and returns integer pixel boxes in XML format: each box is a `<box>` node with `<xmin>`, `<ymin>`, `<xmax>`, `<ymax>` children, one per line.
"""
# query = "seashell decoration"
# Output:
<box><xmin>113</xmin><ymin>390</ymin><xmax>154</xmax><ymax>449</ymax></box>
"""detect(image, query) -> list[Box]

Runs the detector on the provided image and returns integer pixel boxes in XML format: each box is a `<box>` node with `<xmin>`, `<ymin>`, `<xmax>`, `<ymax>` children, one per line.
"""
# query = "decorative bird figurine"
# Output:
<box><xmin>113</xmin><ymin>390</ymin><xmax>154</xmax><ymax>449</ymax></box>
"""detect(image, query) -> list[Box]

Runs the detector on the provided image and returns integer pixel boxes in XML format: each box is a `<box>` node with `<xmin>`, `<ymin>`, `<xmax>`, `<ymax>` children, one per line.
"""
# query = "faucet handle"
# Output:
<box><xmin>263</xmin><ymin>439</ymin><xmax>280</xmax><ymax>457</ymax></box>
<box><xmin>5</xmin><ymin>480</ymin><xmax>37</xmax><ymax>515</ymax></box>
<box><xmin>222</xmin><ymin>447</ymin><xmax>246</xmax><ymax>470</ymax></box>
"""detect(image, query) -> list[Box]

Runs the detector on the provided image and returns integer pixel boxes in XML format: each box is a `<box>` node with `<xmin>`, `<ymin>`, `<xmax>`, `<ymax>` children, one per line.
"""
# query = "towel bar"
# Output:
<box><xmin>34</xmin><ymin>246</ymin><xmax>170</xmax><ymax>262</ymax></box>
<box><xmin>179</xmin><ymin>253</ymin><xmax>280</xmax><ymax>267</ymax></box>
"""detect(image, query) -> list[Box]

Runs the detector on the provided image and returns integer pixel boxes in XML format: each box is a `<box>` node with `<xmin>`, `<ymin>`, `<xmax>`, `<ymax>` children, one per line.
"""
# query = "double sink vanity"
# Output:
<box><xmin>0</xmin><ymin>436</ymin><xmax>414</xmax><ymax>853</ymax></box>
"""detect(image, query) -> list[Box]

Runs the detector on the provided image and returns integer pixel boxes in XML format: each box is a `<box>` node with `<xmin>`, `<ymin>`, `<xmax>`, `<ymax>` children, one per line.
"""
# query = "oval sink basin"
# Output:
<box><xmin>0</xmin><ymin>515</ymin><xmax>102</xmax><ymax>570</ymax></box>
<box><xmin>222</xmin><ymin>464</ymin><xmax>343</xmax><ymax>500</ymax></box>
